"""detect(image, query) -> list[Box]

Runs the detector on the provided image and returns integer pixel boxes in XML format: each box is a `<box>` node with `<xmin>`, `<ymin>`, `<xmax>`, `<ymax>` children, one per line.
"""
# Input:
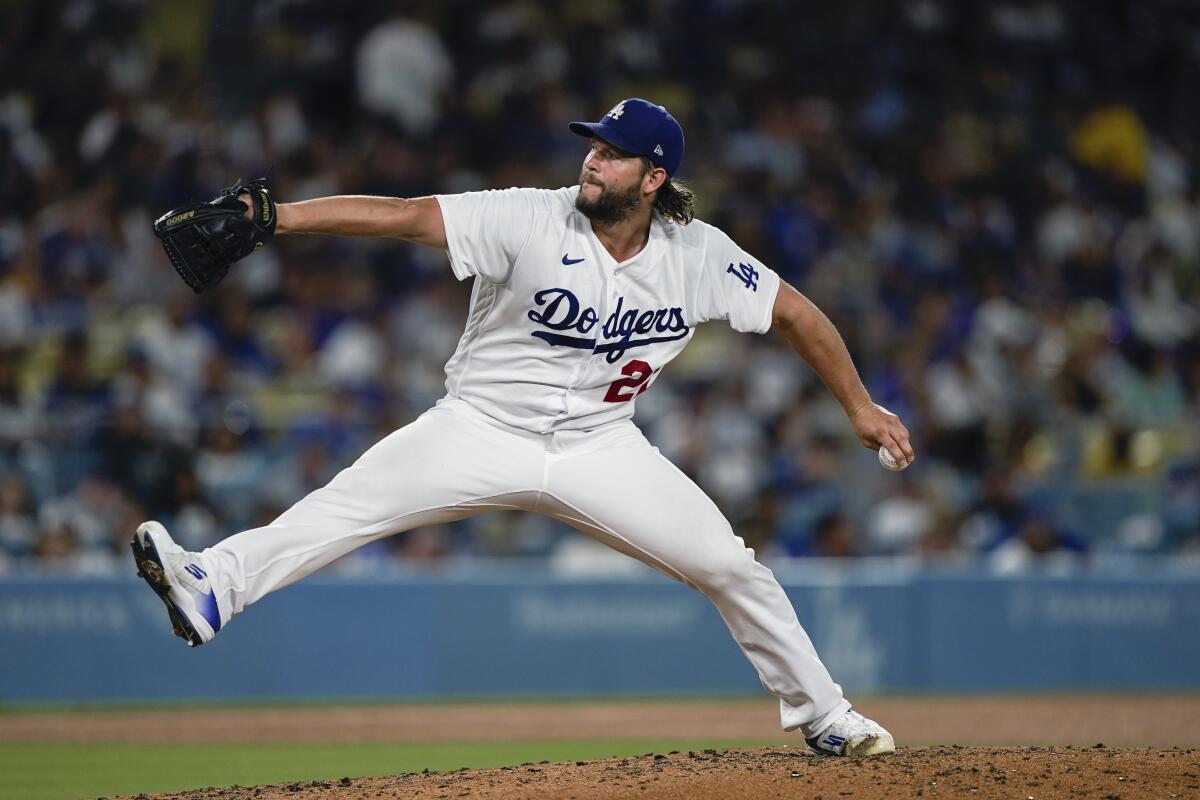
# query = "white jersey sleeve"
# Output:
<box><xmin>693</xmin><ymin>225</ymin><xmax>782</xmax><ymax>333</ymax></box>
<box><xmin>436</xmin><ymin>188</ymin><xmax>548</xmax><ymax>283</ymax></box>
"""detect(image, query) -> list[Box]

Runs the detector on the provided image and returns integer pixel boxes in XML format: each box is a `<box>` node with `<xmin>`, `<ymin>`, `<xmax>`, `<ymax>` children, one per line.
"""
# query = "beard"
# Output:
<box><xmin>575</xmin><ymin>177</ymin><xmax>642</xmax><ymax>223</ymax></box>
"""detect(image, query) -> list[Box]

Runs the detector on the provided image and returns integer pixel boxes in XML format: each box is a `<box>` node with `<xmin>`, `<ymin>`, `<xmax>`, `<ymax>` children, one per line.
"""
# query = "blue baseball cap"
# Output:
<box><xmin>569</xmin><ymin>98</ymin><xmax>685</xmax><ymax>177</ymax></box>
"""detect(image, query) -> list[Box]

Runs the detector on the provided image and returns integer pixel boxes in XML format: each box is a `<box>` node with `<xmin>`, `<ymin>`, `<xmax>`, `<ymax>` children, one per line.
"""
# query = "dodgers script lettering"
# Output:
<box><xmin>527</xmin><ymin>288</ymin><xmax>689</xmax><ymax>363</ymax></box>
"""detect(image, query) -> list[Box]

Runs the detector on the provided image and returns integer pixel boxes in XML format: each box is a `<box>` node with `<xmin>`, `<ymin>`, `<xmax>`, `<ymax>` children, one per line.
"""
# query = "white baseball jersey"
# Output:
<box><xmin>435</xmin><ymin>187</ymin><xmax>782</xmax><ymax>433</ymax></box>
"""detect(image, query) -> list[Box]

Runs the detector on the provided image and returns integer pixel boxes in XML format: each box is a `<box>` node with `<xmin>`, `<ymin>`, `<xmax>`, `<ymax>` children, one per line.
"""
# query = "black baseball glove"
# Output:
<box><xmin>152</xmin><ymin>179</ymin><xmax>277</xmax><ymax>293</ymax></box>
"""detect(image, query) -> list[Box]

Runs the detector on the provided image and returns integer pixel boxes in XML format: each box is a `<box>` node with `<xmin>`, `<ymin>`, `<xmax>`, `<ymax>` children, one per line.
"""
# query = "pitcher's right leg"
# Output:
<box><xmin>166</xmin><ymin>399</ymin><xmax>544</xmax><ymax>633</ymax></box>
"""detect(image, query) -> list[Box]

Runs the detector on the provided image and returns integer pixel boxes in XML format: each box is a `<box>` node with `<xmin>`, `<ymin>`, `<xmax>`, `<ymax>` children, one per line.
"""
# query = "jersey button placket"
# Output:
<box><xmin>597</xmin><ymin>274</ymin><xmax>613</xmax><ymax>362</ymax></box>
<box><xmin>608</xmin><ymin>274</ymin><xmax>621</xmax><ymax>364</ymax></box>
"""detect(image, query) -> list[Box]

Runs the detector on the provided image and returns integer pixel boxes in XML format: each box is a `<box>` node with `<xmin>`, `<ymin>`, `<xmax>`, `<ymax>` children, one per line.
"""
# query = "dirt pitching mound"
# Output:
<box><xmin>118</xmin><ymin>745</ymin><xmax>1199</xmax><ymax>800</ymax></box>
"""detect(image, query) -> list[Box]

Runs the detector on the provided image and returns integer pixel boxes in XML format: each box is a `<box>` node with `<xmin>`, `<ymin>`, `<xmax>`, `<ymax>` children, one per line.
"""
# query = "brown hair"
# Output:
<box><xmin>641</xmin><ymin>157</ymin><xmax>695</xmax><ymax>225</ymax></box>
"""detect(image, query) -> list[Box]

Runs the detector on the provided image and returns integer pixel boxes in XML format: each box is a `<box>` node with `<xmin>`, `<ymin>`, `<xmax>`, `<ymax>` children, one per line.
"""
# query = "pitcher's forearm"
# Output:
<box><xmin>275</xmin><ymin>195</ymin><xmax>447</xmax><ymax>248</ymax></box>
<box><xmin>276</xmin><ymin>196</ymin><xmax>401</xmax><ymax>236</ymax></box>
<box><xmin>790</xmin><ymin>317</ymin><xmax>871</xmax><ymax>416</ymax></box>
<box><xmin>772</xmin><ymin>282</ymin><xmax>871</xmax><ymax>416</ymax></box>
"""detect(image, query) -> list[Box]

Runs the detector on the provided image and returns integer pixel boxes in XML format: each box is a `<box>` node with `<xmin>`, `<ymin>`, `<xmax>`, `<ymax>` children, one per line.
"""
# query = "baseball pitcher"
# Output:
<box><xmin>137</xmin><ymin>98</ymin><xmax>915</xmax><ymax>757</ymax></box>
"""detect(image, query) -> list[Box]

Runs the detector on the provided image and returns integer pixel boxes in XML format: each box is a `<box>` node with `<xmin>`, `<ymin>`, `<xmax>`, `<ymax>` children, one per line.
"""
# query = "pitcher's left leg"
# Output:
<box><xmin>540</xmin><ymin>428</ymin><xmax>850</xmax><ymax>738</ymax></box>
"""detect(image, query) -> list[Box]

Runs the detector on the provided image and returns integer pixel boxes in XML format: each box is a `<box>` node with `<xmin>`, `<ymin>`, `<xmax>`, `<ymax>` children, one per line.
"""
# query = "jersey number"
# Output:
<box><xmin>603</xmin><ymin>359</ymin><xmax>659</xmax><ymax>403</ymax></box>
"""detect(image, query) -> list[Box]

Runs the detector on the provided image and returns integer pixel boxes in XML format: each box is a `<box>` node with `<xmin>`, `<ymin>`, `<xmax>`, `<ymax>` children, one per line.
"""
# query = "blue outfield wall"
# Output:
<box><xmin>1</xmin><ymin>567</ymin><xmax>1199</xmax><ymax>703</ymax></box>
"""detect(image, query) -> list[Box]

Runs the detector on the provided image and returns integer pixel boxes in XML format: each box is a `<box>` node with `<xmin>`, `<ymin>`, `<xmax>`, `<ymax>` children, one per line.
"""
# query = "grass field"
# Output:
<box><xmin>0</xmin><ymin>739</ymin><xmax>775</xmax><ymax>800</ymax></box>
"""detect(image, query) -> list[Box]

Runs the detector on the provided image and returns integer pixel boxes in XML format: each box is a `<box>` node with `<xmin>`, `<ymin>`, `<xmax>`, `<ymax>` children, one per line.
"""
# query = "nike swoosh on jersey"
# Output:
<box><xmin>561</xmin><ymin>254</ymin><xmax>585</xmax><ymax>265</ymax></box>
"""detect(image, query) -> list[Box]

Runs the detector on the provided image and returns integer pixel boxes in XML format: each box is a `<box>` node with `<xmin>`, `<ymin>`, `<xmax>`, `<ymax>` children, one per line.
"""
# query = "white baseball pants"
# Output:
<box><xmin>200</xmin><ymin>396</ymin><xmax>850</xmax><ymax>736</ymax></box>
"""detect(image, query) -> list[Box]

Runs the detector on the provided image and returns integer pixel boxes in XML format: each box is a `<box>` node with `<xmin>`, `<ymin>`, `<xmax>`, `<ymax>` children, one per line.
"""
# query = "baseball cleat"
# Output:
<box><xmin>131</xmin><ymin>521</ymin><xmax>221</xmax><ymax>647</ymax></box>
<box><xmin>806</xmin><ymin>708</ymin><xmax>895</xmax><ymax>757</ymax></box>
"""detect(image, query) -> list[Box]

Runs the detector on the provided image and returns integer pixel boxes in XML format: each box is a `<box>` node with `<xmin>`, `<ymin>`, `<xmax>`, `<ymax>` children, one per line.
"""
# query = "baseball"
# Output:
<box><xmin>878</xmin><ymin>446</ymin><xmax>907</xmax><ymax>471</ymax></box>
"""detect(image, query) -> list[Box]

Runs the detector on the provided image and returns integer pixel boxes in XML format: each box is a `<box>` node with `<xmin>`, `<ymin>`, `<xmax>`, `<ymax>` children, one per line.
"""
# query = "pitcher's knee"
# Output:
<box><xmin>687</xmin><ymin>548</ymin><xmax>758</xmax><ymax>595</ymax></box>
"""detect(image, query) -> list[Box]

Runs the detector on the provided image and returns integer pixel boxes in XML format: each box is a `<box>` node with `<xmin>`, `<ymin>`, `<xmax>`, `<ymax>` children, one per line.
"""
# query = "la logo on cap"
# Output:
<box><xmin>607</xmin><ymin>101</ymin><xmax>626</xmax><ymax>120</ymax></box>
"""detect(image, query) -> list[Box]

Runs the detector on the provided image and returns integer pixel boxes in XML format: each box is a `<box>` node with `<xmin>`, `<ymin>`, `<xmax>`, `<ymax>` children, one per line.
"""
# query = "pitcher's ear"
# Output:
<box><xmin>644</xmin><ymin>166</ymin><xmax>668</xmax><ymax>195</ymax></box>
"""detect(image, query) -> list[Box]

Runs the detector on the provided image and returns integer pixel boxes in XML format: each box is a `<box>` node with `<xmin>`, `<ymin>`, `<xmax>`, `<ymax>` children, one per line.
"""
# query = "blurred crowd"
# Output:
<box><xmin>1</xmin><ymin>0</ymin><xmax>1198</xmax><ymax>577</ymax></box>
